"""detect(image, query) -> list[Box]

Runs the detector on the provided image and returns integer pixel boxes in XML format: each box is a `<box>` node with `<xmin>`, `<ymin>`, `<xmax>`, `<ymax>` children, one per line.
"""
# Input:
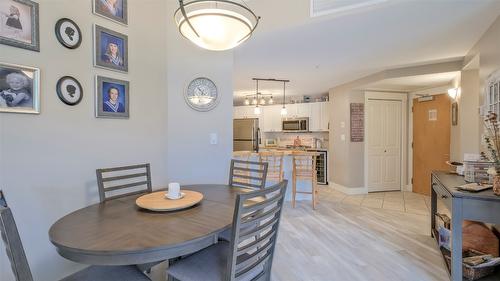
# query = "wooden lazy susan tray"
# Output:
<box><xmin>136</xmin><ymin>190</ymin><xmax>204</xmax><ymax>212</ymax></box>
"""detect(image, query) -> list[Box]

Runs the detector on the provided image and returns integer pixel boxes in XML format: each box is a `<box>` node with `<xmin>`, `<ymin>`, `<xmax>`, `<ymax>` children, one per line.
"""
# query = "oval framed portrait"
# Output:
<box><xmin>56</xmin><ymin>76</ymin><xmax>83</xmax><ymax>106</ymax></box>
<box><xmin>184</xmin><ymin>77</ymin><xmax>220</xmax><ymax>112</ymax></box>
<box><xmin>55</xmin><ymin>18</ymin><xmax>82</xmax><ymax>49</ymax></box>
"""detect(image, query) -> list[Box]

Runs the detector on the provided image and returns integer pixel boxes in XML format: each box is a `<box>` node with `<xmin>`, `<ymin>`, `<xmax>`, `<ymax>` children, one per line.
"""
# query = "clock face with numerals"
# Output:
<box><xmin>185</xmin><ymin>77</ymin><xmax>219</xmax><ymax>112</ymax></box>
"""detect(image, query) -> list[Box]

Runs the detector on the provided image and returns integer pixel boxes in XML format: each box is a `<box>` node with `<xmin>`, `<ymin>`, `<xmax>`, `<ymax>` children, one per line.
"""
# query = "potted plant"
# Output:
<box><xmin>481</xmin><ymin>112</ymin><xmax>500</xmax><ymax>195</ymax></box>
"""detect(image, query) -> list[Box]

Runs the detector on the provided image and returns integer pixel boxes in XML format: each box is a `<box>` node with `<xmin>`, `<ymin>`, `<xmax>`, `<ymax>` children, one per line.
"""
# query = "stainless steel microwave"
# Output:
<box><xmin>282</xmin><ymin>118</ymin><xmax>309</xmax><ymax>132</ymax></box>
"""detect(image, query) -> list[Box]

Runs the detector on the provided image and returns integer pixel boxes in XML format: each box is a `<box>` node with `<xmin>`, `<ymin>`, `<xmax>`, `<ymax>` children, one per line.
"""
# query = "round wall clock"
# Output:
<box><xmin>55</xmin><ymin>18</ymin><xmax>82</xmax><ymax>49</ymax></box>
<box><xmin>185</xmin><ymin>77</ymin><xmax>219</xmax><ymax>112</ymax></box>
<box><xmin>56</xmin><ymin>76</ymin><xmax>83</xmax><ymax>106</ymax></box>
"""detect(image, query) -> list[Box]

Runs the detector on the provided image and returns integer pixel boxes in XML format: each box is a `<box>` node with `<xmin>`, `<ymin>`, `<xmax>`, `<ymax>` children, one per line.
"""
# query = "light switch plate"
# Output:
<box><xmin>210</xmin><ymin>133</ymin><xmax>218</xmax><ymax>145</ymax></box>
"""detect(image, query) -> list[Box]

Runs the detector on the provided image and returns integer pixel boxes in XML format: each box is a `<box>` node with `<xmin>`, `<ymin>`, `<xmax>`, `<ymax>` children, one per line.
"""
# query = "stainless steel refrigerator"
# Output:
<box><xmin>233</xmin><ymin>118</ymin><xmax>260</xmax><ymax>152</ymax></box>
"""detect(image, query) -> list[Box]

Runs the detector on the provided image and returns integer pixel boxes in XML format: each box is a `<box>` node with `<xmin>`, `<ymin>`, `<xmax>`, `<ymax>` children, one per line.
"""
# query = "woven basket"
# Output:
<box><xmin>444</xmin><ymin>249</ymin><xmax>496</xmax><ymax>281</ymax></box>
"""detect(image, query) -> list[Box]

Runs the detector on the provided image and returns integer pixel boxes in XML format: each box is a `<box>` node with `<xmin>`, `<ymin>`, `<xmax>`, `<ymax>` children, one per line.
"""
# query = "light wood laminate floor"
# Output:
<box><xmin>150</xmin><ymin>187</ymin><xmax>448</xmax><ymax>281</ymax></box>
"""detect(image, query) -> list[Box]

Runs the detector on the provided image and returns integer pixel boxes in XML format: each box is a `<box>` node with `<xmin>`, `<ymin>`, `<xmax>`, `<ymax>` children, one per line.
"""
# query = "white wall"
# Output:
<box><xmin>0</xmin><ymin>0</ymin><xmax>234</xmax><ymax>280</ymax></box>
<box><xmin>165</xmin><ymin>2</ymin><xmax>233</xmax><ymax>184</ymax></box>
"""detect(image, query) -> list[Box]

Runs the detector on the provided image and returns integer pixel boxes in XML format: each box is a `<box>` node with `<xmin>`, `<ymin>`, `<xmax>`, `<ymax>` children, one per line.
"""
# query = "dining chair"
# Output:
<box><xmin>291</xmin><ymin>152</ymin><xmax>319</xmax><ymax>209</ymax></box>
<box><xmin>0</xmin><ymin>190</ymin><xmax>150</xmax><ymax>281</ymax></box>
<box><xmin>167</xmin><ymin>180</ymin><xmax>288</xmax><ymax>281</ymax></box>
<box><xmin>96</xmin><ymin>163</ymin><xmax>152</xmax><ymax>203</ymax></box>
<box><xmin>229</xmin><ymin>159</ymin><xmax>268</xmax><ymax>190</ymax></box>
<box><xmin>258</xmin><ymin>151</ymin><xmax>285</xmax><ymax>184</ymax></box>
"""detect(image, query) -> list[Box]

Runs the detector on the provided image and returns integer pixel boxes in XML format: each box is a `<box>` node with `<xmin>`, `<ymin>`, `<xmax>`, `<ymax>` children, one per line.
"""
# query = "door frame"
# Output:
<box><xmin>364</xmin><ymin>91</ymin><xmax>408</xmax><ymax>192</ymax></box>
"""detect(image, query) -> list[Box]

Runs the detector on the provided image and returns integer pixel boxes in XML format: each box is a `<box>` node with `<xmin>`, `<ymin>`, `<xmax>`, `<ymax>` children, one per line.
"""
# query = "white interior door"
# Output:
<box><xmin>366</xmin><ymin>99</ymin><xmax>402</xmax><ymax>192</ymax></box>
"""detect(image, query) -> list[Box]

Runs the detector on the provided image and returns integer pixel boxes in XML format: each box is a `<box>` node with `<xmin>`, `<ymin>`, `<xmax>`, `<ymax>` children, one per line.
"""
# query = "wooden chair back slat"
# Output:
<box><xmin>292</xmin><ymin>152</ymin><xmax>319</xmax><ymax>209</ymax></box>
<box><xmin>225</xmin><ymin>180</ymin><xmax>287</xmax><ymax>281</ymax></box>
<box><xmin>259</xmin><ymin>152</ymin><xmax>284</xmax><ymax>183</ymax></box>
<box><xmin>229</xmin><ymin>159</ymin><xmax>268</xmax><ymax>190</ymax></box>
<box><xmin>96</xmin><ymin>163</ymin><xmax>152</xmax><ymax>202</ymax></box>
<box><xmin>0</xmin><ymin>190</ymin><xmax>34</xmax><ymax>281</ymax></box>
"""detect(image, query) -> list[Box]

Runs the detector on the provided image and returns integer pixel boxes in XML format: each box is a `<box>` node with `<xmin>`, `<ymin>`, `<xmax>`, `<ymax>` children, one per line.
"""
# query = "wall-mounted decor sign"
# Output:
<box><xmin>185</xmin><ymin>77</ymin><xmax>219</xmax><ymax>112</ymax></box>
<box><xmin>95</xmin><ymin>75</ymin><xmax>129</xmax><ymax>119</ymax></box>
<box><xmin>452</xmin><ymin>102</ymin><xmax>458</xmax><ymax>126</ymax></box>
<box><xmin>0</xmin><ymin>62</ymin><xmax>40</xmax><ymax>114</ymax></box>
<box><xmin>93</xmin><ymin>0</ymin><xmax>128</xmax><ymax>26</ymax></box>
<box><xmin>0</xmin><ymin>0</ymin><xmax>39</xmax><ymax>51</ymax></box>
<box><xmin>350</xmin><ymin>103</ymin><xmax>364</xmax><ymax>142</ymax></box>
<box><xmin>55</xmin><ymin>18</ymin><xmax>82</xmax><ymax>49</ymax></box>
<box><xmin>56</xmin><ymin>76</ymin><xmax>83</xmax><ymax>106</ymax></box>
<box><xmin>94</xmin><ymin>25</ymin><xmax>128</xmax><ymax>73</ymax></box>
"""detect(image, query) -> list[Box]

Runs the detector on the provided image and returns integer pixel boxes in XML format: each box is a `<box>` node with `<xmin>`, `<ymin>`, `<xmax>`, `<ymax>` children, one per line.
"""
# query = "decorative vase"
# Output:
<box><xmin>493</xmin><ymin>176</ymin><xmax>500</xmax><ymax>196</ymax></box>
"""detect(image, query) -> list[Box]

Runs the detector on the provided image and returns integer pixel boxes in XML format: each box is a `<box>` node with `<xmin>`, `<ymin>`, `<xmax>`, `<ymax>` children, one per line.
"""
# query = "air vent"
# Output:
<box><xmin>311</xmin><ymin>0</ymin><xmax>387</xmax><ymax>17</ymax></box>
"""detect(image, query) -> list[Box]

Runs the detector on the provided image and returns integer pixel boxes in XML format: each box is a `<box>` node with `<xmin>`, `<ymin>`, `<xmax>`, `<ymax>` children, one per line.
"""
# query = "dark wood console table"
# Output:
<box><xmin>431</xmin><ymin>171</ymin><xmax>500</xmax><ymax>281</ymax></box>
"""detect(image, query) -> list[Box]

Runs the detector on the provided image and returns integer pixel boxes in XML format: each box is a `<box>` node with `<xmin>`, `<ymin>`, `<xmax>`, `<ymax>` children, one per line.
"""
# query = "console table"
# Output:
<box><xmin>431</xmin><ymin>171</ymin><xmax>500</xmax><ymax>281</ymax></box>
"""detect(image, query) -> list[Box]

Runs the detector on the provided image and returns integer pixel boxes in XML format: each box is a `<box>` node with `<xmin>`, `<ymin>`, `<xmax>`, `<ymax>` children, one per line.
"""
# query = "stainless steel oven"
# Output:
<box><xmin>282</xmin><ymin>117</ymin><xmax>309</xmax><ymax>132</ymax></box>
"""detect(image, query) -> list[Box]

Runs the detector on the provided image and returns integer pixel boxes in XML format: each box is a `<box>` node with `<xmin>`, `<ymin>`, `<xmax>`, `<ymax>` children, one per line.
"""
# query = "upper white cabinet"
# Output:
<box><xmin>234</xmin><ymin>101</ymin><xmax>330</xmax><ymax>132</ymax></box>
<box><xmin>262</xmin><ymin>105</ymin><xmax>282</xmax><ymax>132</ymax></box>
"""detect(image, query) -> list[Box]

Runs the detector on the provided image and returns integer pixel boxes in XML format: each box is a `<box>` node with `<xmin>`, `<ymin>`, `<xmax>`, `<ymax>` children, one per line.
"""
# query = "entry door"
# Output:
<box><xmin>367</xmin><ymin>99</ymin><xmax>402</xmax><ymax>192</ymax></box>
<box><xmin>413</xmin><ymin>94</ymin><xmax>451</xmax><ymax>195</ymax></box>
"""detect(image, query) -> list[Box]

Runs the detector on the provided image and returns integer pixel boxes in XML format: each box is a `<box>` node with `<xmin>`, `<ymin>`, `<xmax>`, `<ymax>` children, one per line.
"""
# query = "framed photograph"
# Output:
<box><xmin>452</xmin><ymin>102</ymin><xmax>458</xmax><ymax>126</ymax></box>
<box><xmin>55</xmin><ymin>18</ymin><xmax>82</xmax><ymax>49</ymax></box>
<box><xmin>0</xmin><ymin>62</ymin><xmax>40</xmax><ymax>114</ymax></box>
<box><xmin>95</xmin><ymin>75</ymin><xmax>129</xmax><ymax>119</ymax></box>
<box><xmin>94</xmin><ymin>25</ymin><xmax>128</xmax><ymax>73</ymax></box>
<box><xmin>56</xmin><ymin>76</ymin><xmax>83</xmax><ymax>106</ymax></box>
<box><xmin>0</xmin><ymin>0</ymin><xmax>39</xmax><ymax>51</ymax></box>
<box><xmin>93</xmin><ymin>0</ymin><xmax>128</xmax><ymax>25</ymax></box>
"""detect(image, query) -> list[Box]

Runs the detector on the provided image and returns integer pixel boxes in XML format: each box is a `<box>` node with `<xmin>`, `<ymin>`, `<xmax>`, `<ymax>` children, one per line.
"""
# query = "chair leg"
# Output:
<box><xmin>292</xmin><ymin>175</ymin><xmax>297</xmax><ymax>208</ymax></box>
<box><xmin>312</xmin><ymin>178</ymin><xmax>318</xmax><ymax>210</ymax></box>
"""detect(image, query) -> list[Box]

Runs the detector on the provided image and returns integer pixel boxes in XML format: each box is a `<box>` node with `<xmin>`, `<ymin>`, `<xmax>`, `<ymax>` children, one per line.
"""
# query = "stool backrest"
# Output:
<box><xmin>259</xmin><ymin>152</ymin><xmax>284</xmax><ymax>182</ymax></box>
<box><xmin>292</xmin><ymin>152</ymin><xmax>318</xmax><ymax>178</ymax></box>
<box><xmin>225</xmin><ymin>180</ymin><xmax>288</xmax><ymax>281</ymax></box>
<box><xmin>229</xmin><ymin>160</ymin><xmax>268</xmax><ymax>190</ymax></box>
<box><xmin>0</xmin><ymin>190</ymin><xmax>34</xmax><ymax>281</ymax></box>
<box><xmin>96</xmin><ymin>163</ymin><xmax>153</xmax><ymax>202</ymax></box>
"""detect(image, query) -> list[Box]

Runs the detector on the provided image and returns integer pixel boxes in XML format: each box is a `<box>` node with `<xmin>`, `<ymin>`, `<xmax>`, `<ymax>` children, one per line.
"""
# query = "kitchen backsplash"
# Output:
<box><xmin>262</xmin><ymin>132</ymin><xmax>329</xmax><ymax>149</ymax></box>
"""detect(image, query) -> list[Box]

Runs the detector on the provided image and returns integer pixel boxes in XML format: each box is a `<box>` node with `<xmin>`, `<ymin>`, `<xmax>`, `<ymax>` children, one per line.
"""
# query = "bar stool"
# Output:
<box><xmin>292</xmin><ymin>151</ymin><xmax>319</xmax><ymax>209</ymax></box>
<box><xmin>259</xmin><ymin>151</ymin><xmax>285</xmax><ymax>185</ymax></box>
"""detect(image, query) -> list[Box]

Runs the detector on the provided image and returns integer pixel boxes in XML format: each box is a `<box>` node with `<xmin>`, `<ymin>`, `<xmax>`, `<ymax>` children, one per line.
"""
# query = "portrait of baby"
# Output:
<box><xmin>0</xmin><ymin>62</ymin><xmax>39</xmax><ymax>114</ymax></box>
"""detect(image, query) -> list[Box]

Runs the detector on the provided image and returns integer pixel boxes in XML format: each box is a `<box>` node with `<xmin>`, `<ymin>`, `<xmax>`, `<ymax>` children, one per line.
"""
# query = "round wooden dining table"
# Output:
<box><xmin>49</xmin><ymin>185</ymin><xmax>245</xmax><ymax>265</ymax></box>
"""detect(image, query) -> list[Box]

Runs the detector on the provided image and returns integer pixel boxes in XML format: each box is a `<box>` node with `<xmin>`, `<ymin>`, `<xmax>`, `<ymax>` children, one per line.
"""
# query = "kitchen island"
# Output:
<box><xmin>233</xmin><ymin>148</ymin><xmax>328</xmax><ymax>202</ymax></box>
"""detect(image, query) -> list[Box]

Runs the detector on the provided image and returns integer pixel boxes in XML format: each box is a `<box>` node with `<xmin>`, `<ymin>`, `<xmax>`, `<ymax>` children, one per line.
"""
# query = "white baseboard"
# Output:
<box><xmin>329</xmin><ymin>182</ymin><xmax>368</xmax><ymax>195</ymax></box>
<box><xmin>404</xmin><ymin>184</ymin><xmax>413</xmax><ymax>192</ymax></box>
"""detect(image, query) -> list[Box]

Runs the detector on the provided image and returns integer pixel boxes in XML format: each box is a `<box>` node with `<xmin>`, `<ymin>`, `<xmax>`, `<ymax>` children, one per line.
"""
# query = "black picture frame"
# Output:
<box><xmin>56</xmin><ymin>76</ymin><xmax>83</xmax><ymax>106</ymax></box>
<box><xmin>55</xmin><ymin>18</ymin><xmax>82</xmax><ymax>49</ymax></box>
<box><xmin>0</xmin><ymin>0</ymin><xmax>39</xmax><ymax>52</ymax></box>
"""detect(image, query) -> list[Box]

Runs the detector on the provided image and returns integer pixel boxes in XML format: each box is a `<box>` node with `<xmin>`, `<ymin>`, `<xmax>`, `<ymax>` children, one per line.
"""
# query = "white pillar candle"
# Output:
<box><xmin>168</xmin><ymin>183</ymin><xmax>181</xmax><ymax>199</ymax></box>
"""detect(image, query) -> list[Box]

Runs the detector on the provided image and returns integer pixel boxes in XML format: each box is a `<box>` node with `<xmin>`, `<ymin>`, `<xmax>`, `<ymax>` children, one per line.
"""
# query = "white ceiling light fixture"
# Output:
<box><xmin>280</xmin><ymin>81</ymin><xmax>288</xmax><ymax>116</ymax></box>
<box><xmin>175</xmin><ymin>0</ymin><xmax>260</xmax><ymax>51</ymax></box>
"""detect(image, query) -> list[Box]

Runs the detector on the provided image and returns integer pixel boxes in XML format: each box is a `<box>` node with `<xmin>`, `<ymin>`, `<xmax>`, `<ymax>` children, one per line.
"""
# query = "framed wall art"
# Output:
<box><xmin>0</xmin><ymin>0</ymin><xmax>39</xmax><ymax>51</ymax></box>
<box><xmin>55</xmin><ymin>18</ymin><xmax>82</xmax><ymax>49</ymax></box>
<box><xmin>94</xmin><ymin>24</ymin><xmax>128</xmax><ymax>73</ymax></box>
<box><xmin>0</xmin><ymin>61</ymin><xmax>40</xmax><ymax>114</ymax></box>
<box><xmin>56</xmin><ymin>76</ymin><xmax>83</xmax><ymax>106</ymax></box>
<box><xmin>95</xmin><ymin>75</ymin><xmax>129</xmax><ymax>119</ymax></box>
<box><xmin>93</xmin><ymin>0</ymin><xmax>128</xmax><ymax>25</ymax></box>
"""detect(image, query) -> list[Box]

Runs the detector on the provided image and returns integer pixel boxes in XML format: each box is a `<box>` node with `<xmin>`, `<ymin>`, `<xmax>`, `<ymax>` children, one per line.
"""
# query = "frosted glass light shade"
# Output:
<box><xmin>254</xmin><ymin>106</ymin><xmax>262</xmax><ymax>115</ymax></box>
<box><xmin>175</xmin><ymin>1</ymin><xmax>259</xmax><ymax>51</ymax></box>
<box><xmin>280</xmin><ymin>107</ymin><xmax>287</xmax><ymax>116</ymax></box>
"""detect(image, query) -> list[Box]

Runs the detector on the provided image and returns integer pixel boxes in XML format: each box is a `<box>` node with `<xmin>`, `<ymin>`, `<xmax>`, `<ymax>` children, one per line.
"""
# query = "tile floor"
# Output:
<box><xmin>321</xmin><ymin>188</ymin><xmax>431</xmax><ymax>215</ymax></box>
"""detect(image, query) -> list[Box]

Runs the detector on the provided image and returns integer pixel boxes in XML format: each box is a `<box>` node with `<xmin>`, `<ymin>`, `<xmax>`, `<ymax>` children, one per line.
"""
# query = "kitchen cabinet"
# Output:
<box><xmin>309</xmin><ymin>103</ymin><xmax>322</xmax><ymax>131</ymax></box>
<box><xmin>262</xmin><ymin>105</ymin><xmax>282</xmax><ymax>132</ymax></box>
<box><xmin>234</xmin><ymin>101</ymin><xmax>330</xmax><ymax>132</ymax></box>
<box><xmin>320</xmin><ymin>102</ymin><xmax>330</xmax><ymax>131</ymax></box>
